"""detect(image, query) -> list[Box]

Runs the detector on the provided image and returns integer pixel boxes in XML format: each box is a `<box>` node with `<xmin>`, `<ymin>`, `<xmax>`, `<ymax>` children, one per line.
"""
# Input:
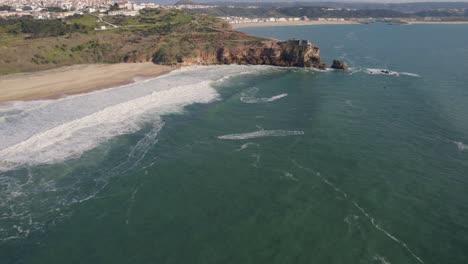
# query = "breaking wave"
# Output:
<box><xmin>240</xmin><ymin>86</ymin><xmax>288</xmax><ymax>104</ymax></box>
<box><xmin>454</xmin><ymin>141</ymin><xmax>468</xmax><ymax>151</ymax></box>
<box><xmin>0</xmin><ymin>65</ymin><xmax>276</xmax><ymax>241</ymax></box>
<box><xmin>241</xmin><ymin>93</ymin><xmax>288</xmax><ymax>104</ymax></box>
<box><xmin>0</xmin><ymin>82</ymin><xmax>217</xmax><ymax>171</ymax></box>
<box><xmin>366</xmin><ymin>68</ymin><xmax>420</xmax><ymax>77</ymax></box>
<box><xmin>0</xmin><ymin>65</ymin><xmax>269</xmax><ymax>171</ymax></box>
<box><xmin>218</xmin><ymin>129</ymin><xmax>304</xmax><ymax>140</ymax></box>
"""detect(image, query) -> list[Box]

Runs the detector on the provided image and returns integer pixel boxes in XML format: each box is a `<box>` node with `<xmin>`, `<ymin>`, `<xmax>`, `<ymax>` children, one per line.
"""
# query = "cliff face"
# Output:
<box><xmin>152</xmin><ymin>39</ymin><xmax>327</xmax><ymax>70</ymax></box>
<box><xmin>216</xmin><ymin>39</ymin><xmax>325</xmax><ymax>69</ymax></box>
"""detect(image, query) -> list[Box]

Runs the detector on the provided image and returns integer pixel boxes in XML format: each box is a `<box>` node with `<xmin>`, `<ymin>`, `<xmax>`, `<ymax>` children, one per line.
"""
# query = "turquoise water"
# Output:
<box><xmin>1</xmin><ymin>24</ymin><xmax>468</xmax><ymax>263</ymax></box>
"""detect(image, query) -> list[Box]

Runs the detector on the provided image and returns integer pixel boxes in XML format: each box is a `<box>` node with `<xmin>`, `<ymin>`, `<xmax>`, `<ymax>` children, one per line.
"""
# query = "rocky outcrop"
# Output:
<box><xmin>153</xmin><ymin>39</ymin><xmax>328</xmax><ymax>70</ymax></box>
<box><xmin>215</xmin><ymin>39</ymin><xmax>327</xmax><ymax>70</ymax></box>
<box><xmin>331</xmin><ymin>59</ymin><xmax>348</xmax><ymax>70</ymax></box>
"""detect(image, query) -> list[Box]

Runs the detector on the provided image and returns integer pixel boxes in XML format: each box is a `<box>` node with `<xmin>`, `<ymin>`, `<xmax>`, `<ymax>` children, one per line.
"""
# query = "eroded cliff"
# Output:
<box><xmin>151</xmin><ymin>39</ymin><xmax>327</xmax><ymax>70</ymax></box>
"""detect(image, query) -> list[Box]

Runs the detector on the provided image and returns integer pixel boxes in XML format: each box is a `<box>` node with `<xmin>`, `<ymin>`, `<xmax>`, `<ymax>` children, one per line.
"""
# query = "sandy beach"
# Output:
<box><xmin>0</xmin><ymin>63</ymin><xmax>173</xmax><ymax>102</ymax></box>
<box><xmin>232</xmin><ymin>20</ymin><xmax>358</xmax><ymax>29</ymax></box>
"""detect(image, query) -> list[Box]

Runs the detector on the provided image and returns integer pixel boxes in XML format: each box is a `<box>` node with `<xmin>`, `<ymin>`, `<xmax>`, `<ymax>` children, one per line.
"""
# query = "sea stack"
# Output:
<box><xmin>331</xmin><ymin>60</ymin><xmax>349</xmax><ymax>70</ymax></box>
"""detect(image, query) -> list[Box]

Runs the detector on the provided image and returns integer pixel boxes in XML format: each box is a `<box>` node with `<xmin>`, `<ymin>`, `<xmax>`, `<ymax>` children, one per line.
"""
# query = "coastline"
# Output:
<box><xmin>403</xmin><ymin>20</ymin><xmax>468</xmax><ymax>24</ymax></box>
<box><xmin>0</xmin><ymin>63</ymin><xmax>174</xmax><ymax>103</ymax></box>
<box><xmin>232</xmin><ymin>19</ymin><xmax>468</xmax><ymax>29</ymax></box>
<box><xmin>232</xmin><ymin>20</ymin><xmax>358</xmax><ymax>29</ymax></box>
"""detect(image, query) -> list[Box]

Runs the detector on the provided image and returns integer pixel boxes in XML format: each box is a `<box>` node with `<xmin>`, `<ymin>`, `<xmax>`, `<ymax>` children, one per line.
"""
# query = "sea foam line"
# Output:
<box><xmin>218</xmin><ymin>129</ymin><xmax>304</xmax><ymax>140</ymax></box>
<box><xmin>235</xmin><ymin>142</ymin><xmax>259</xmax><ymax>152</ymax></box>
<box><xmin>292</xmin><ymin>160</ymin><xmax>424</xmax><ymax>264</ymax></box>
<box><xmin>240</xmin><ymin>86</ymin><xmax>288</xmax><ymax>104</ymax></box>
<box><xmin>240</xmin><ymin>93</ymin><xmax>288</xmax><ymax>104</ymax></box>
<box><xmin>454</xmin><ymin>141</ymin><xmax>468</xmax><ymax>151</ymax></box>
<box><xmin>366</xmin><ymin>68</ymin><xmax>421</xmax><ymax>77</ymax></box>
<box><xmin>0</xmin><ymin>81</ymin><xmax>218</xmax><ymax>171</ymax></box>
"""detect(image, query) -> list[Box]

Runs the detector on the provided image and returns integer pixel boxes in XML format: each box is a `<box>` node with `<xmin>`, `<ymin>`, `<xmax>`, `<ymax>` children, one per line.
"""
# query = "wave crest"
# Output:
<box><xmin>240</xmin><ymin>87</ymin><xmax>287</xmax><ymax>104</ymax></box>
<box><xmin>0</xmin><ymin>65</ymin><xmax>271</xmax><ymax>172</ymax></box>
<box><xmin>218</xmin><ymin>129</ymin><xmax>304</xmax><ymax>140</ymax></box>
<box><xmin>366</xmin><ymin>68</ymin><xmax>420</xmax><ymax>77</ymax></box>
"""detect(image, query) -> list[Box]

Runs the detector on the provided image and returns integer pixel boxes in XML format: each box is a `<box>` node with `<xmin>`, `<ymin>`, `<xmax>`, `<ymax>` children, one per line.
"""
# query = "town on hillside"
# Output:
<box><xmin>1</xmin><ymin>0</ymin><xmax>467</xmax><ymax>24</ymax></box>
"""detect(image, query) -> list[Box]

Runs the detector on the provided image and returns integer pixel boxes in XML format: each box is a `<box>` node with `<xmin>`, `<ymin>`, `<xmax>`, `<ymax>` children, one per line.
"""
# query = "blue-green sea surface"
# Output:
<box><xmin>0</xmin><ymin>23</ymin><xmax>467</xmax><ymax>264</ymax></box>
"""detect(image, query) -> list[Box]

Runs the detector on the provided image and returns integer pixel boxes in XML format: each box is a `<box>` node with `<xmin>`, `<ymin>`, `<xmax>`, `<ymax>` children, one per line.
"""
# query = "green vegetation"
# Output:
<box><xmin>1</xmin><ymin>16</ymin><xmax>89</xmax><ymax>38</ymax></box>
<box><xmin>66</xmin><ymin>14</ymin><xmax>102</xmax><ymax>28</ymax></box>
<box><xmin>20</xmin><ymin>18</ymin><xmax>88</xmax><ymax>38</ymax></box>
<box><xmin>0</xmin><ymin>8</ymin><xmax>263</xmax><ymax>73</ymax></box>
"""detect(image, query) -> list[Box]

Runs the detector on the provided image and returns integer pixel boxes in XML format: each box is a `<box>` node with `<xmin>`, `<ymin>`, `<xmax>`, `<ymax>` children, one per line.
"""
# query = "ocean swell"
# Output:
<box><xmin>218</xmin><ymin>129</ymin><xmax>304</xmax><ymax>140</ymax></box>
<box><xmin>241</xmin><ymin>93</ymin><xmax>288</xmax><ymax>104</ymax></box>
<box><xmin>366</xmin><ymin>68</ymin><xmax>420</xmax><ymax>77</ymax></box>
<box><xmin>240</xmin><ymin>87</ymin><xmax>288</xmax><ymax>104</ymax></box>
<box><xmin>0</xmin><ymin>65</ymin><xmax>276</xmax><ymax>242</ymax></box>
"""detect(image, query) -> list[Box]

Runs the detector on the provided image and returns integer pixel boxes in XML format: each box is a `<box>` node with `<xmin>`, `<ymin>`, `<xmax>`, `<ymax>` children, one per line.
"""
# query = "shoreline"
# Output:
<box><xmin>232</xmin><ymin>19</ymin><xmax>468</xmax><ymax>29</ymax></box>
<box><xmin>0</xmin><ymin>63</ymin><xmax>174</xmax><ymax>103</ymax></box>
<box><xmin>404</xmin><ymin>21</ymin><xmax>468</xmax><ymax>24</ymax></box>
<box><xmin>232</xmin><ymin>20</ymin><xmax>358</xmax><ymax>29</ymax></box>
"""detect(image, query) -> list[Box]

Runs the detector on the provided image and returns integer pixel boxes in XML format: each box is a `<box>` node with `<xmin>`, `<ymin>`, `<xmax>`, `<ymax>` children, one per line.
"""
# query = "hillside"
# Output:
<box><xmin>0</xmin><ymin>9</ymin><xmax>263</xmax><ymax>74</ymax></box>
<box><xmin>0</xmin><ymin>9</ymin><xmax>330</xmax><ymax>74</ymax></box>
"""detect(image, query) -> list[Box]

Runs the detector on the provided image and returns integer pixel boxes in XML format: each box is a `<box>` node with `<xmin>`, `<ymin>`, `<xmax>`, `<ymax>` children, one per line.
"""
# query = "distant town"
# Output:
<box><xmin>0</xmin><ymin>0</ymin><xmax>346</xmax><ymax>25</ymax></box>
<box><xmin>0</xmin><ymin>1</ymin><xmax>218</xmax><ymax>18</ymax></box>
<box><xmin>0</xmin><ymin>0</ymin><xmax>467</xmax><ymax>25</ymax></box>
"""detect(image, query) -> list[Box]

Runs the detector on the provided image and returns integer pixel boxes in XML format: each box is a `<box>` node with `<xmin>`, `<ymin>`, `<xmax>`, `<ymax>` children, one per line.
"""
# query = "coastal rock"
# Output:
<box><xmin>153</xmin><ymin>39</ymin><xmax>325</xmax><ymax>70</ymax></box>
<box><xmin>331</xmin><ymin>60</ymin><xmax>348</xmax><ymax>70</ymax></box>
<box><xmin>216</xmin><ymin>39</ymin><xmax>323</xmax><ymax>68</ymax></box>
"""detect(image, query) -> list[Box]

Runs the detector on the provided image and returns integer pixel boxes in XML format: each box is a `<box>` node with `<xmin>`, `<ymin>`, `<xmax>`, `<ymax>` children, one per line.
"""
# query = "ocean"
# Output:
<box><xmin>1</xmin><ymin>23</ymin><xmax>467</xmax><ymax>264</ymax></box>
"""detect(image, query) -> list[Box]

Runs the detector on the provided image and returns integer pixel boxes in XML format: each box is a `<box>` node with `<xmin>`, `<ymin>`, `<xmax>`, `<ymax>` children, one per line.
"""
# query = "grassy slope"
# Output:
<box><xmin>0</xmin><ymin>10</ymin><xmax>265</xmax><ymax>74</ymax></box>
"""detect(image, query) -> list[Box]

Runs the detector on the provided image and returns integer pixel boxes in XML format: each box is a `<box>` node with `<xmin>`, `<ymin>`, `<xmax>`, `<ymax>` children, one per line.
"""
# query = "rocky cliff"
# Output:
<box><xmin>151</xmin><ymin>39</ymin><xmax>327</xmax><ymax>70</ymax></box>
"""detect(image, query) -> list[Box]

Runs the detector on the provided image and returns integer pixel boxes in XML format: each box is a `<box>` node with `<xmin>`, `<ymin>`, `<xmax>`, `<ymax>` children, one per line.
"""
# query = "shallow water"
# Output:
<box><xmin>1</xmin><ymin>23</ymin><xmax>468</xmax><ymax>264</ymax></box>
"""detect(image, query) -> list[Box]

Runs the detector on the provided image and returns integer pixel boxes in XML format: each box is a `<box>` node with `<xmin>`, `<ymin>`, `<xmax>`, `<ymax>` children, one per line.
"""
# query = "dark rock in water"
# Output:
<box><xmin>318</xmin><ymin>63</ymin><xmax>328</xmax><ymax>70</ymax></box>
<box><xmin>331</xmin><ymin>60</ymin><xmax>348</xmax><ymax>70</ymax></box>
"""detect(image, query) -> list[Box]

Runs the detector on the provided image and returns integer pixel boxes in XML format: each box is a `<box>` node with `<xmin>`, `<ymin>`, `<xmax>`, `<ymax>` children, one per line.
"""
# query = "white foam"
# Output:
<box><xmin>400</xmin><ymin>72</ymin><xmax>421</xmax><ymax>77</ymax></box>
<box><xmin>366</xmin><ymin>68</ymin><xmax>420</xmax><ymax>77</ymax></box>
<box><xmin>454</xmin><ymin>141</ymin><xmax>468</xmax><ymax>151</ymax></box>
<box><xmin>0</xmin><ymin>65</ymin><xmax>270</xmax><ymax>171</ymax></box>
<box><xmin>240</xmin><ymin>86</ymin><xmax>287</xmax><ymax>104</ymax></box>
<box><xmin>347</xmin><ymin>67</ymin><xmax>362</xmax><ymax>75</ymax></box>
<box><xmin>0</xmin><ymin>81</ymin><xmax>217</xmax><ymax>171</ymax></box>
<box><xmin>235</xmin><ymin>142</ymin><xmax>259</xmax><ymax>152</ymax></box>
<box><xmin>307</xmin><ymin>67</ymin><xmax>335</xmax><ymax>73</ymax></box>
<box><xmin>241</xmin><ymin>93</ymin><xmax>288</xmax><ymax>104</ymax></box>
<box><xmin>373</xmin><ymin>255</ymin><xmax>392</xmax><ymax>264</ymax></box>
<box><xmin>218</xmin><ymin>129</ymin><xmax>304</xmax><ymax>140</ymax></box>
<box><xmin>283</xmin><ymin>171</ymin><xmax>299</xmax><ymax>181</ymax></box>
